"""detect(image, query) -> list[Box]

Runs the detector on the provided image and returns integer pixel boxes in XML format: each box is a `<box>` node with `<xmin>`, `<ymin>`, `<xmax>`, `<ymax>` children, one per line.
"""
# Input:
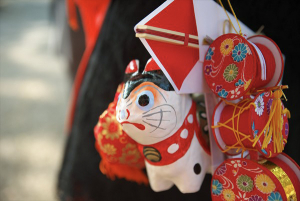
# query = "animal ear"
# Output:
<box><xmin>144</xmin><ymin>58</ymin><xmax>161</xmax><ymax>72</ymax></box>
<box><xmin>125</xmin><ymin>59</ymin><xmax>139</xmax><ymax>74</ymax></box>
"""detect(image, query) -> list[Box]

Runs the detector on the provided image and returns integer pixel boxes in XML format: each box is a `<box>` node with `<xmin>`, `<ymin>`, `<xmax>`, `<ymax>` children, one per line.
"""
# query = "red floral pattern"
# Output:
<box><xmin>211</xmin><ymin>158</ymin><xmax>287</xmax><ymax>201</ymax></box>
<box><xmin>204</xmin><ymin>33</ymin><xmax>257</xmax><ymax>100</ymax></box>
<box><xmin>94</xmin><ymin>84</ymin><xmax>147</xmax><ymax>184</ymax></box>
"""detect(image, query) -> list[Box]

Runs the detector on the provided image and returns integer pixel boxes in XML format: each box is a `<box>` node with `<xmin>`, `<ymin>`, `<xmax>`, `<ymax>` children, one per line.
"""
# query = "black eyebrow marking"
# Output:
<box><xmin>126</xmin><ymin>99</ymin><xmax>131</xmax><ymax>103</ymax></box>
<box><xmin>134</xmin><ymin>85</ymin><xmax>167</xmax><ymax>103</ymax></box>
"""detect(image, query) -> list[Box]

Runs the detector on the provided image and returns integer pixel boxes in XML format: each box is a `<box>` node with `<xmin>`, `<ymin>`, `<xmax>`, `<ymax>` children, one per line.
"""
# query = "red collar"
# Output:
<box><xmin>138</xmin><ymin>102</ymin><xmax>199</xmax><ymax>166</ymax></box>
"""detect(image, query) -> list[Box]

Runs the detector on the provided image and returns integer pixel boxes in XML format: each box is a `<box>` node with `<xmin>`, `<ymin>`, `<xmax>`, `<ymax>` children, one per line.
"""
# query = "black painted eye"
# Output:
<box><xmin>136</xmin><ymin>90</ymin><xmax>154</xmax><ymax>111</ymax></box>
<box><xmin>138</xmin><ymin>94</ymin><xmax>149</xmax><ymax>106</ymax></box>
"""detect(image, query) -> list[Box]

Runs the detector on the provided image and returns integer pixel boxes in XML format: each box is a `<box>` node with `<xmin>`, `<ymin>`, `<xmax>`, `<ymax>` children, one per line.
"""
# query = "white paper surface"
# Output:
<box><xmin>204</xmin><ymin>93</ymin><xmax>225</xmax><ymax>173</ymax></box>
<box><xmin>193</xmin><ymin>0</ymin><xmax>255</xmax><ymax>62</ymax></box>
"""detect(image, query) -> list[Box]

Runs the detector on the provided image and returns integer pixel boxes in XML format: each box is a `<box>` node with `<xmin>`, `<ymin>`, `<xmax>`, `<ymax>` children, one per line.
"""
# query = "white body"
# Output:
<box><xmin>145</xmin><ymin>133</ymin><xmax>210</xmax><ymax>193</ymax></box>
<box><xmin>116</xmin><ymin>81</ymin><xmax>211</xmax><ymax>193</ymax></box>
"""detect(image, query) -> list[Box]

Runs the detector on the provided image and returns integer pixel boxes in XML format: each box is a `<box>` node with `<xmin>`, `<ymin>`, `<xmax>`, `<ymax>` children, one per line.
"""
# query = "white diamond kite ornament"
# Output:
<box><xmin>135</xmin><ymin>0</ymin><xmax>255</xmax><ymax>94</ymax></box>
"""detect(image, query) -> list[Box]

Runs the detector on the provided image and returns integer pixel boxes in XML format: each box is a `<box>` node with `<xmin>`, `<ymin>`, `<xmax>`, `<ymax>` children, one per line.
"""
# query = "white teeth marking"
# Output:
<box><xmin>168</xmin><ymin>143</ymin><xmax>179</xmax><ymax>154</ymax></box>
<box><xmin>180</xmin><ymin>129</ymin><xmax>188</xmax><ymax>139</ymax></box>
<box><xmin>188</xmin><ymin>114</ymin><xmax>193</xmax><ymax>124</ymax></box>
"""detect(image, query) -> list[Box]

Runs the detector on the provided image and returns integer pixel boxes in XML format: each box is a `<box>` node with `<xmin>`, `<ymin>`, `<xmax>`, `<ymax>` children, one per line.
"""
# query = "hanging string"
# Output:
<box><xmin>253</xmin><ymin>85</ymin><xmax>289</xmax><ymax>100</ymax></box>
<box><xmin>218</xmin><ymin>0</ymin><xmax>243</xmax><ymax>36</ymax></box>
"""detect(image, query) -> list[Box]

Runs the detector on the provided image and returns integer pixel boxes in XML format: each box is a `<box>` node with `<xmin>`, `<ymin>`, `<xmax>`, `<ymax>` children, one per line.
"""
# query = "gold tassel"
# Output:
<box><xmin>253</xmin><ymin>87</ymin><xmax>290</xmax><ymax>154</ymax></box>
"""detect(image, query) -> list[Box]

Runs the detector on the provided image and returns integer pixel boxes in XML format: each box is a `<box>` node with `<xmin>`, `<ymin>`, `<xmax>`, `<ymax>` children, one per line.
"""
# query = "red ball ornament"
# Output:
<box><xmin>203</xmin><ymin>34</ymin><xmax>284</xmax><ymax>100</ymax></box>
<box><xmin>212</xmin><ymin>90</ymin><xmax>289</xmax><ymax>158</ymax></box>
<box><xmin>211</xmin><ymin>154</ymin><xmax>299</xmax><ymax>201</ymax></box>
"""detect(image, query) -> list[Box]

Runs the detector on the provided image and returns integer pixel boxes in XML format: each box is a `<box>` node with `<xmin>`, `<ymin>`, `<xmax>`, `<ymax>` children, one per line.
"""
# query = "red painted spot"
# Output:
<box><xmin>126</xmin><ymin>109</ymin><xmax>130</xmax><ymax>120</ymax></box>
<box><xmin>121</xmin><ymin>121</ymin><xmax>145</xmax><ymax>130</ymax></box>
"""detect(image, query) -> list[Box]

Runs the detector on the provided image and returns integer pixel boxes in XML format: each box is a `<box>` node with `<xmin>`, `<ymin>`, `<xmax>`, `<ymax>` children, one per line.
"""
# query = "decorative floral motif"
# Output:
<box><xmin>216</xmin><ymin>85</ymin><xmax>222</xmax><ymax>92</ymax></box>
<box><xmin>212</xmin><ymin>179</ymin><xmax>223</xmax><ymax>195</ymax></box>
<box><xmin>252</xmin><ymin>122</ymin><xmax>259</xmax><ymax>138</ymax></box>
<box><xmin>249</xmin><ymin>195</ymin><xmax>264</xmax><ymax>201</ymax></box>
<box><xmin>235</xmin><ymin>79</ymin><xmax>244</xmax><ymax>87</ymax></box>
<box><xmin>254</xmin><ymin>95</ymin><xmax>264</xmax><ymax>116</ymax></box>
<box><xmin>244</xmin><ymin>79</ymin><xmax>252</xmax><ymax>90</ymax></box>
<box><xmin>231</xmin><ymin>160</ymin><xmax>242</xmax><ymax>168</ymax></box>
<box><xmin>222</xmin><ymin>189</ymin><xmax>235</xmax><ymax>201</ymax></box>
<box><xmin>101</xmin><ymin>117</ymin><xmax>122</xmax><ymax>140</ymax></box>
<box><xmin>285</xmin><ymin>123</ymin><xmax>288</xmax><ymax>136</ymax></box>
<box><xmin>206</xmin><ymin>47</ymin><xmax>214</xmax><ymax>60</ymax></box>
<box><xmin>255</xmin><ymin>174</ymin><xmax>276</xmax><ymax>194</ymax></box>
<box><xmin>236</xmin><ymin>191</ymin><xmax>248</xmax><ymax>200</ymax></box>
<box><xmin>232</xmin><ymin>43</ymin><xmax>247</xmax><ymax>62</ymax></box>
<box><xmin>218</xmin><ymin>89</ymin><xmax>229</xmax><ymax>98</ymax></box>
<box><xmin>267</xmin><ymin>192</ymin><xmax>283</xmax><ymax>201</ymax></box>
<box><xmin>266</xmin><ymin>99</ymin><xmax>273</xmax><ymax>115</ymax></box>
<box><xmin>230</xmin><ymin>88</ymin><xmax>241</xmax><ymax>99</ymax></box>
<box><xmin>205</xmin><ymin>65</ymin><xmax>213</xmax><ymax>75</ymax></box>
<box><xmin>220</xmin><ymin>39</ymin><xmax>234</xmax><ymax>56</ymax></box>
<box><xmin>119</xmin><ymin>143</ymin><xmax>141</xmax><ymax>166</ymax></box>
<box><xmin>216</xmin><ymin>164</ymin><xmax>227</xmax><ymax>175</ymax></box>
<box><xmin>264</xmin><ymin>128</ymin><xmax>272</xmax><ymax>145</ymax></box>
<box><xmin>102</xmin><ymin>144</ymin><xmax>117</xmax><ymax>155</ymax></box>
<box><xmin>245</xmin><ymin>44</ymin><xmax>252</xmax><ymax>55</ymax></box>
<box><xmin>236</xmin><ymin>175</ymin><xmax>254</xmax><ymax>192</ymax></box>
<box><xmin>223</xmin><ymin>64</ymin><xmax>238</xmax><ymax>82</ymax></box>
<box><xmin>264</xmin><ymin>92</ymin><xmax>270</xmax><ymax>97</ymax></box>
<box><xmin>261</xmin><ymin>149</ymin><xmax>268</xmax><ymax>155</ymax></box>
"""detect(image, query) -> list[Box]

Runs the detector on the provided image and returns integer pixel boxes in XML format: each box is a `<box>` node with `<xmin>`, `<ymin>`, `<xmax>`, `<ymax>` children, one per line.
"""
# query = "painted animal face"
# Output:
<box><xmin>116</xmin><ymin>81</ymin><xmax>191</xmax><ymax>145</ymax></box>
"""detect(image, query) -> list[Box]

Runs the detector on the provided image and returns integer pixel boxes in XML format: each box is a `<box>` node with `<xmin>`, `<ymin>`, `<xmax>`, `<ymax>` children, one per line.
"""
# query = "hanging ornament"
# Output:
<box><xmin>134</xmin><ymin>0</ymin><xmax>206</xmax><ymax>94</ymax></box>
<box><xmin>203</xmin><ymin>34</ymin><xmax>284</xmax><ymax>100</ymax></box>
<box><xmin>212</xmin><ymin>86</ymin><xmax>290</xmax><ymax>158</ymax></box>
<box><xmin>116</xmin><ymin>58</ymin><xmax>211</xmax><ymax>193</ymax></box>
<box><xmin>211</xmin><ymin>153</ymin><xmax>299</xmax><ymax>201</ymax></box>
<box><xmin>202</xmin><ymin>0</ymin><xmax>284</xmax><ymax>101</ymax></box>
